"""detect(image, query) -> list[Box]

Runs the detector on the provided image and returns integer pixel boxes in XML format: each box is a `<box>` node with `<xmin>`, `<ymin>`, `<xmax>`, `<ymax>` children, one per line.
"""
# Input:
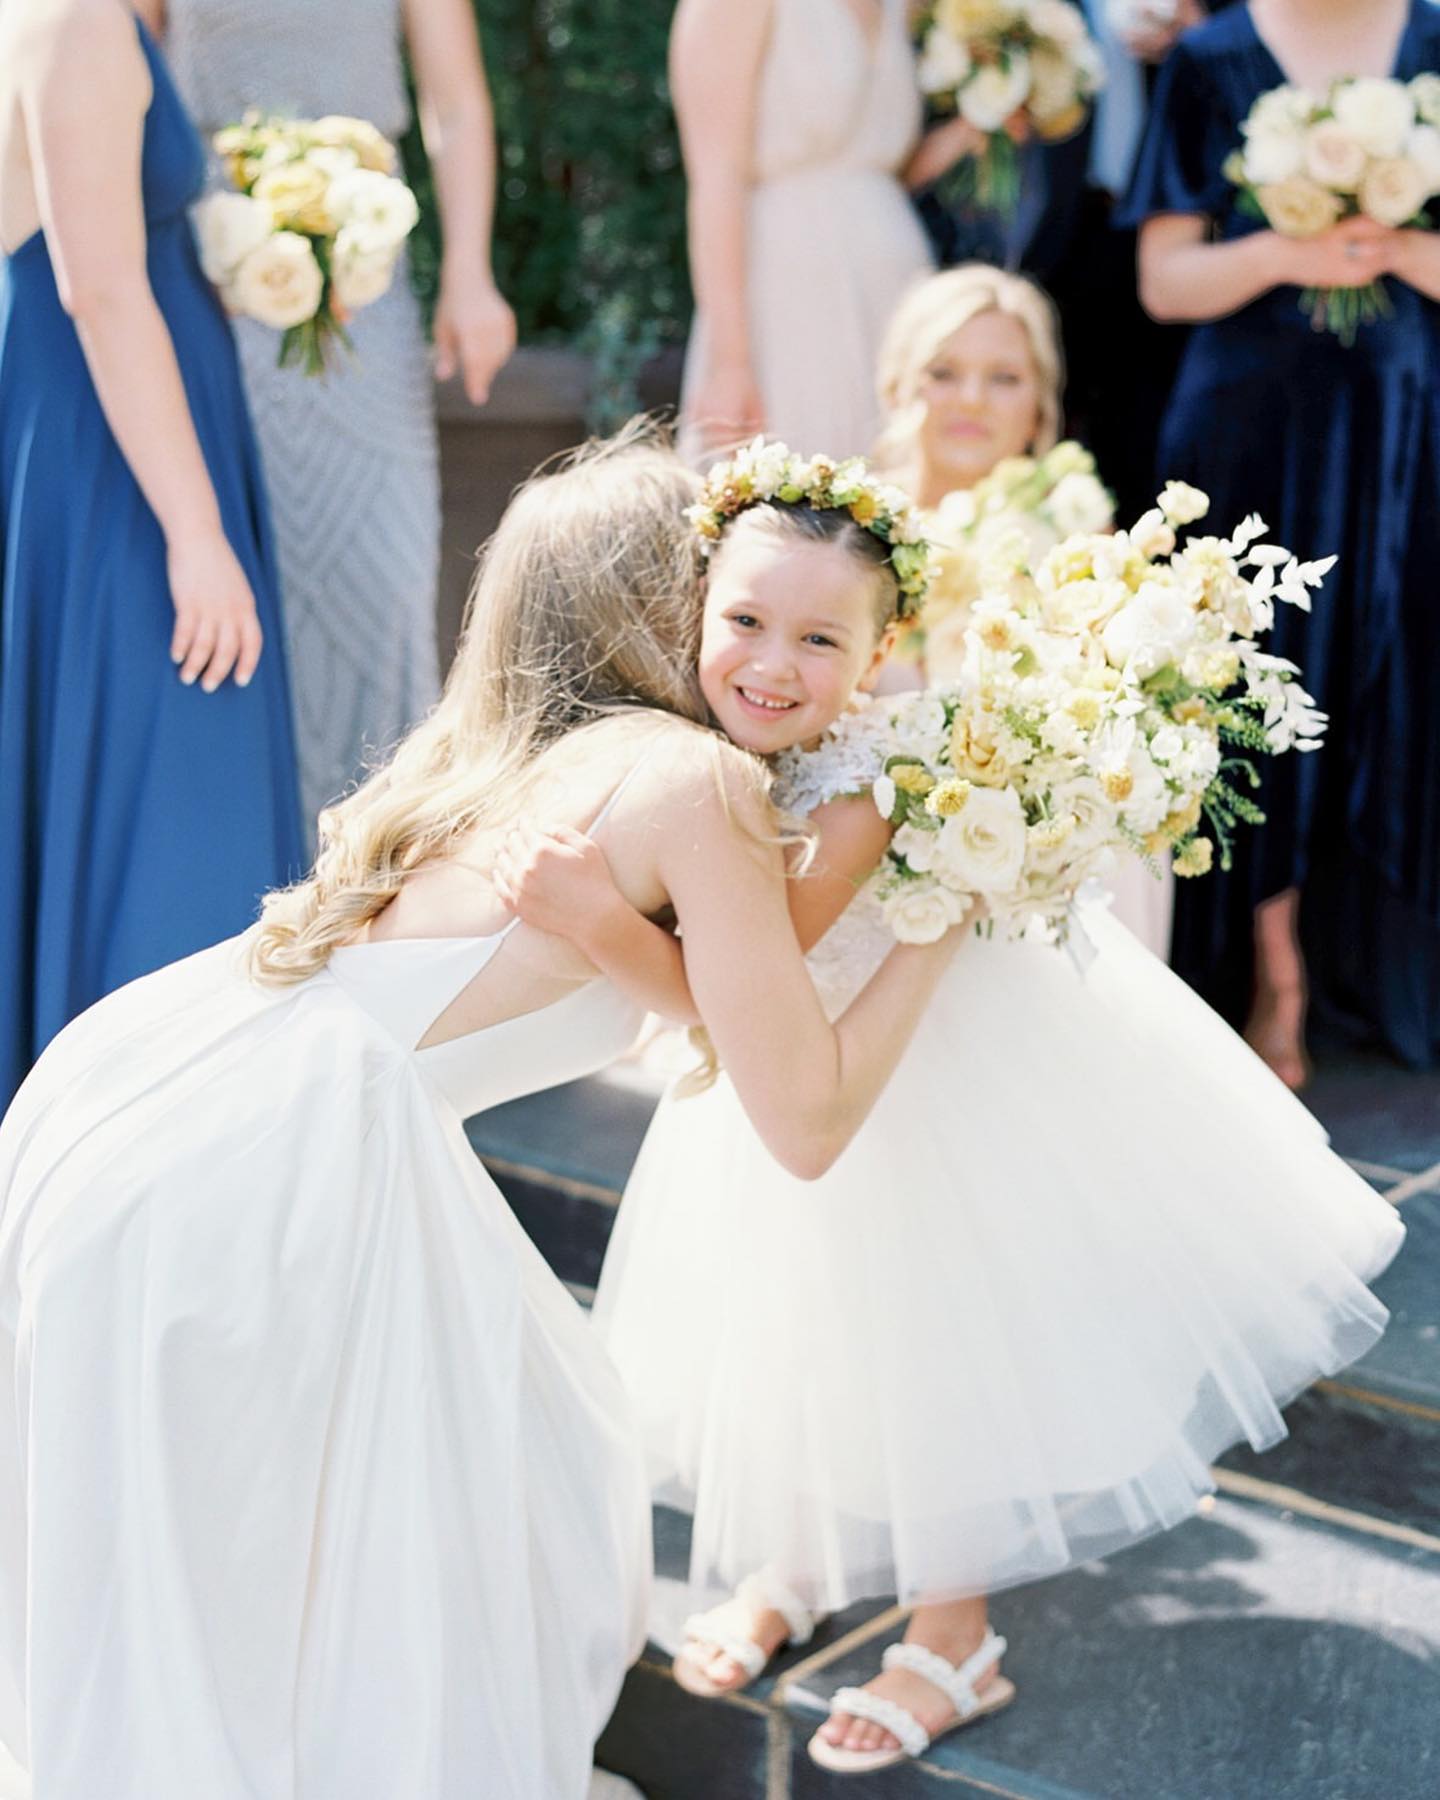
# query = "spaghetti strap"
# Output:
<box><xmin>584</xmin><ymin>742</ymin><xmax>651</xmax><ymax>837</ymax></box>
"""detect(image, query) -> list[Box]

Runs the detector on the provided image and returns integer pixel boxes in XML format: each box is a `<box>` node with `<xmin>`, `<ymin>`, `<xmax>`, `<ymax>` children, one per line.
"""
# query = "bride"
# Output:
<box><xmin>0</xmin><ymin>433</ymin><xmax>967</xmax><ymax>1800</ymax></box>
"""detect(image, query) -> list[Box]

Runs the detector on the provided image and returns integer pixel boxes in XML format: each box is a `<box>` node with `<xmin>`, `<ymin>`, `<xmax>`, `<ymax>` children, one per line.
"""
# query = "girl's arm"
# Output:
<box><xmin>404</xmin><ymin>0</ymin><xmax>516</xmax><ymax>404</ymax></box>
<box><xmin>670</xmin><ymin>0</ymin><xmax>771</xmax><ymax>447</ymax></box>
<box><xmin>1137</xmin><ymin>211</ymin><xmax>1395</xmax><ymax>322</ymax></box>
<box><xmin>22</xmin><ymin>1</ymin><xmax>261</xmax><ymax>692</ymax></box>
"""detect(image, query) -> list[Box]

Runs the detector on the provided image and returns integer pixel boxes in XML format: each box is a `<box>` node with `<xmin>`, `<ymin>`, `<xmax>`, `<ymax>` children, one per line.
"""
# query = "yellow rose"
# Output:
<box><xmin>253</xmin><ymin>162</ymin><xmax>333</xmax><ymax>235</ymax></box>
<box><xmin>948</xmin><ymin>716</ymin><xmax>1011</xmax><ymax>787</ymax></box>
<box><xmin>1174</xmin><ymin>837</ymin><xmax>1215</xmax><ymax>877</ymax></box>
<box><xmin>1257</xmin><ymin>176</ymin><xmax>1344</xmax><ymax>237</ymax></box>
<box><xmin>308</xmin><ymin>115</ymin><xmax>397</xmax><ymax>174</ymax></box>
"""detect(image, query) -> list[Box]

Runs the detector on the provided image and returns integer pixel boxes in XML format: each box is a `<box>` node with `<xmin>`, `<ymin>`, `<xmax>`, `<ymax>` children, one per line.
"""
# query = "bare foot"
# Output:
<box><xmin>1245</xmin><ymin>982</ymin><xmax>1311</xmax><ymax>1090</ymax></box>
<box><xmin>817</xmin><ymin>1601</ymin><xmax>1001</xmax><ymax>1756</ymax></box>
<box><xmin>673</xmin><ymin>1594</ymin><xmax>793</xmax><ymax>1695</ymax></box>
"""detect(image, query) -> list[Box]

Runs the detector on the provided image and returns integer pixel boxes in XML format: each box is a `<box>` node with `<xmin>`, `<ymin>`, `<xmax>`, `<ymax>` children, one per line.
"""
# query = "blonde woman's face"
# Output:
<box><xmin>915</xmin><ymin>310</ymin><xmax>1045</xmax><ymax>491</ymax></box>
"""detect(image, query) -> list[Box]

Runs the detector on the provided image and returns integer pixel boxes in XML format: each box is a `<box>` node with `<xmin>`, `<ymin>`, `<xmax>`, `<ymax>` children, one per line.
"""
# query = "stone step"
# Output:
<box><xmin>597</xmin><ymin>1489</ymin><xmax>1440</xmax><ymax>1800</ymax></box>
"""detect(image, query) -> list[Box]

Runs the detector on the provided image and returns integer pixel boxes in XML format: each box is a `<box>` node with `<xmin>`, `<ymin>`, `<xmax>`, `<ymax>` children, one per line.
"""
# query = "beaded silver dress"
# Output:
<box><xmin>169</xmin><ymin>0</ymin><xmax>441</xmax><ymax>845</ymax></box>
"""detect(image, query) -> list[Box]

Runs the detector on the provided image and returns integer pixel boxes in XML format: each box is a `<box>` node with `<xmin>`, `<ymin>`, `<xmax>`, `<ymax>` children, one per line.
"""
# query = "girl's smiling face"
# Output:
<box><xmin>699</xmin><ymin>528</ymin><xmax>892</xmax><ymax>755</ymax></box>
<box><xmin>917</xmin><ymin>308</ymin><xmax>1044</xmax><ymax>492</ymax></box>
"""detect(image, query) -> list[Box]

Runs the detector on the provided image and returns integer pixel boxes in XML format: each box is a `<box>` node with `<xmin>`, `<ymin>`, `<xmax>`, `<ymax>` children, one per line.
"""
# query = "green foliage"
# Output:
<box><xmin>402</xmin><ymin>0</ymin><xmax>692</xmax><ymax>416</ymax></box>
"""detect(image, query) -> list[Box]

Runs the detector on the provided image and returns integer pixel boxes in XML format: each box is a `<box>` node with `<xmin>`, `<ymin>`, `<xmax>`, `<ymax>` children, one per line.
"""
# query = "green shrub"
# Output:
<box><xmin>403</xmin><ymin>0</ymin><xmax>692</xmax><ymax>421</ymax></box>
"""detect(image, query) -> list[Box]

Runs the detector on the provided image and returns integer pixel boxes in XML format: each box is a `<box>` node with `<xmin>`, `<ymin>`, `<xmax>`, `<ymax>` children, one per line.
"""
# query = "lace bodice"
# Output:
<box><xmin>772</xmin><ymin>708</ymin><xmax>896</xmax><ymax>1019</ymax></box>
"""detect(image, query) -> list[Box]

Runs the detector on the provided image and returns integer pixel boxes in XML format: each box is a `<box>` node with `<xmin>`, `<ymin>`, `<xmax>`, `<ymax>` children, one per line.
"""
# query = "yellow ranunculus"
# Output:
<box><xmin>1174</xmin><ymin>837</ymin><xmax>1215</xmax><ymax>877</ymax></box>
<box><xmin>892</xmin><ymin>764</ymin><xmax>937</xmax><ymax>796</ymax></box>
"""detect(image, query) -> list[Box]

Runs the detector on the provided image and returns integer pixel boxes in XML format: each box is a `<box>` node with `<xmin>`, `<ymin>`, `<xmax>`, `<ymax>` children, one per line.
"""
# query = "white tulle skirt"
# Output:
<box><xmin>594</xmin><ymin>906</ymin><xmax>1403</xmax><ymax>1612</ymax></box>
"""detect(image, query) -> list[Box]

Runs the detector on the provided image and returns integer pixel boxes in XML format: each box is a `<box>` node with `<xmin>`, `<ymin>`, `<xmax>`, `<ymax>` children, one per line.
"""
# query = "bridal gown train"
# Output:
<box><xmin>0</xmin><ymin>792</ymin><xmax>652</xmax><ymax>1797</ymax></box>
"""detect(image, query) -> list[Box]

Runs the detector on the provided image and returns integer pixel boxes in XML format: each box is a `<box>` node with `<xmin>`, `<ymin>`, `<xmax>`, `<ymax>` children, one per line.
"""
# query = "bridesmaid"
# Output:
<box><xmin>1121</xmin><ymin>0</ymin><xmax>1440</xmax><ymax>1081</ymax></box>
<box><xmin>167</xmin><ymin>0</ymin><xmax>517</xmax><ymax>841</ymax></box>
<box><xmin>0</xmin><ymin>0</ymin><xmax>304</xmax><ymax>1116</ymax></box>
<box><xmin>872</xmin><ymin>262</ymin><xmax>1173</xmax><ymax>957</ymax></box>
<box><xmin>673</xmin><ymin>0</ymin><xmax>988</xmax><ymax>462</ymax></box>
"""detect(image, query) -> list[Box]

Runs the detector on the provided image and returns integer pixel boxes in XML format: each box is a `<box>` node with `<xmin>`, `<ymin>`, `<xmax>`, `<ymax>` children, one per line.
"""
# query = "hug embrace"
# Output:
<box><xmin>0</xmin><ymin>427</ymin><xmax>1401</xmax><ymax>1798</ymax></box>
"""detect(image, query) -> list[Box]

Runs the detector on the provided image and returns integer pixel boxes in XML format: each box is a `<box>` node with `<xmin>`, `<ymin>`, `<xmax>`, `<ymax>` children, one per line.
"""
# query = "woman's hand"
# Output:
<box><xmin>434</xmin><ymin>271</ymin><xmax>517</xmax><ymax>405</ymax></box>
<box><xmin>492</xmin><ymin>824</ymin><xmax>629</xmax><ymax>944</ymax></box>
<box><xmin>1270</xmin><ymin>216</ymin><xmax>1397</xmax><ymax>290</ymax></box>
<box><xmin>166</xmin><ymin>529</ymin><xmax>264</xmax><ymax>692</ymax></box>
<box><xmin>904</xmin><ymin>115</ymin><xmax>991</xmax><ymax>192</ymax></box>
<box><xmin>685</xmin><ymin>360</ymin><xmax>765</xmax><ymax>451</ymax></box>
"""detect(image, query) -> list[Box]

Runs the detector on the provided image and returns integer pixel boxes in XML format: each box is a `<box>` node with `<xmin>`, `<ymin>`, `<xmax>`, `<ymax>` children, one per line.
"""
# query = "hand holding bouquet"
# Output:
<box><xmin>1225</xmin><ymin>75</ymin><xmax>1440</xmax><ymax>343</ymax></box>
<box><xmin>913</xmin><ymin>0</ymin><xmax>1105</xmax><ymax>214</ymax></box>
<box><xmin>860</xmin><ymin>483</ymin><xmax>1331</xmax><ymax>944</ymax></box>
<box><xmin>194</xmin><ymin>114</ymin><xmax>420</xmax><ymax>375</ymax></box>
<box><xmin>915</xmin><ymin>441</ymin><xmax>1115</xmax><ymax>677</ymax></box>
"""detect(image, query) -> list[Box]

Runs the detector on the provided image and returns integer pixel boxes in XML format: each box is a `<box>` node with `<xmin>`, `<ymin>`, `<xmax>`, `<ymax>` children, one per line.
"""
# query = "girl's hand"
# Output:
<box><xmin>686</xmin><ymin>360</ymin><xmax>765</xmax><ymax>451</ymax></box>
<box><xmin>492</xmin><ymin>824</ymin><xmax>628</xmax><ymax>943</ymax></box>
<box><xmin>434</xmin><ymin>274</ymin><xmax>517</xmax><ymax>406</ymax></box>
<box><xmin>166</xmin><ymin>528</ymin><xmax>264</xmax><ymax>692</ymax></box>
<box><xmin>1272</xmin><ymin>216</ymin><xmax>1397</xmax><ymax>290</ymax></box>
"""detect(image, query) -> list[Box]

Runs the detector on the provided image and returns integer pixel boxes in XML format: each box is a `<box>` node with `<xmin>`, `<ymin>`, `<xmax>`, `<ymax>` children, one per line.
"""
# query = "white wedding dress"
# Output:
<box><xmin>595</xmin><ymin>735</ymin><xmax>1405</xmax><ymax>1613</ymax></box>
<box><xmin>0</xmin><ymin>787</ymin><xmax>652</xmax><ymax>1798</ymax></box>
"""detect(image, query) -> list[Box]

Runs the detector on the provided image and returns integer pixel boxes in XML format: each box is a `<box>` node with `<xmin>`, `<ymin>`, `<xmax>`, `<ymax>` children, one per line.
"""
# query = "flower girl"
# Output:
<box><xmin>497</xmin><ymin>444</ymin><xmax>1405</xmax><ymax>1776</ymax></box>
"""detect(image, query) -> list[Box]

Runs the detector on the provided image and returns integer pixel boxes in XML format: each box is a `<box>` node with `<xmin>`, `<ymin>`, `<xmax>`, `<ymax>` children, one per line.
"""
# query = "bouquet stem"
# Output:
<box><xmin>1298</xmin><ymin>278</ymin><xmax>1392</xmax><ymax>348</ymax></box>
<box><xmin>278</xmin><ymin>313</ymin><xmax>355</xmax><ymax>377</ymax></box>
<box><xmin>936</xmin><ymin>129</ymin><xmax>1022</xmax><ymax>221</ymax></box>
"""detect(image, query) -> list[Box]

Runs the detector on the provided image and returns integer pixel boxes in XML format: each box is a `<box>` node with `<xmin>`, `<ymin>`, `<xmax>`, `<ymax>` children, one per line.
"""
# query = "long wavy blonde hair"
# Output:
<box><xmin>250</xmin><ymin>427</ymin><xmax>710</xmax><ymax>984</ymax></box>
<box><xmin>872</xmin><ymin>265</ymin><xmax>1064</xmax><ymax>479</ymax></box>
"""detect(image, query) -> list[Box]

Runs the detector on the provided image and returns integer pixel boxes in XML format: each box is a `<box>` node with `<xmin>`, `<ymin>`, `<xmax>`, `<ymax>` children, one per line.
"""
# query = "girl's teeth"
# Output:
<box><xmin>740</xmin><ymin>689</ymin><xmax>794</xmax><ymax>711</ymax></box>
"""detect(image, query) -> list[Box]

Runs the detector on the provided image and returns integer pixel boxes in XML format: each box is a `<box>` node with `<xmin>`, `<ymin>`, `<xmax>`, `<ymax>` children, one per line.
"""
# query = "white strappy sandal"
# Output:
<box><xmin>807</xmin><ymin>1628</ymin><xmax>1015</xmax><ymax>1774</ymax></box>
<box><xmin>672</xmin><ymin>1570</ymin><xmax>820</xmax><ymax>1698</ymax></box>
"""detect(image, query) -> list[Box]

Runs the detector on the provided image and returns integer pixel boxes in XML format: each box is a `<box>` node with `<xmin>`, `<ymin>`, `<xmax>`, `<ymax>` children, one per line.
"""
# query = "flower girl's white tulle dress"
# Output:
<box><xmin>594</xmin><ymin>738</ymin><xmax>1405</xmax><ymax>1613</ymax></box>
<box><xmin>0</xmin><ymin>804</ymin><xmax>652</xmax><ymax>1798</ymax></box>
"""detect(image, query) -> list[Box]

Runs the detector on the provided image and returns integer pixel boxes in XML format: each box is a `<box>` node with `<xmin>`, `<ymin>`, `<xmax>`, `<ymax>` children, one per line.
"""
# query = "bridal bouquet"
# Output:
<box><xmin>194</xmin><ymin>114</ymin><xmax>420</xmax><ymax>375</ymax></box>
<box><xmin>859</xmin><ymin>483</ymin><xmax>1332</xmax><ymax>944</ymax></box>
<box><xmin>914</xmin><ymin>441</ymin><xmax>1115</xmax><ymax>676</ymax></box>
<box><xmin>914</xmin><ymin>0</ymin><xmax>1106</xmax><ymax>214</ymax></box>
<box><xmin>1225</xmin><ymin>75</ymin><xmax>1440</xmax><ymax>343</ymax></box>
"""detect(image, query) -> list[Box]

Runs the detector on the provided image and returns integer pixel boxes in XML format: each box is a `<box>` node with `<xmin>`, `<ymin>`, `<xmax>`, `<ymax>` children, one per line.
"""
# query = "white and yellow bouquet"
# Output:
<box><xmin>1225</xmin><ymin>75</ymin><xmax>1440</xmax><ymax>342</ymax></box>
<box><xmin>857</xmin><ymin>482</ymin><xmax>1331</xmax><ymax>944</ymax></box>
<box><xmin>194</xmin><ymin>113</ymin><xmax>420</xmax><ymax>375</ymax></box>
<box><xmin>913</xmin><ymin>441</ymin><xmax>1115</xmax><ymax>676</ymax></box>
<box><xmin>914</xmin><ymin>0</ymin><xmax>1106</xmax><ymax>214</ymax></box>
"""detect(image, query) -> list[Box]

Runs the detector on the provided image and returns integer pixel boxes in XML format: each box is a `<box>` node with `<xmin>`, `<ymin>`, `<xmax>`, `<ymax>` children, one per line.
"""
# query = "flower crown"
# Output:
<box><xmin>686</xmin><ymin>438</ymin><xmax>932</xmax><ymax>619</ymax></box>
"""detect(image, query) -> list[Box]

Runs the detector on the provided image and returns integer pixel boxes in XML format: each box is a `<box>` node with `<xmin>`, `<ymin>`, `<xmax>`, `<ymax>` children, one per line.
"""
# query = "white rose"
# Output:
<box><xmin>1302</xmin><ymin>120</ymin><xmax>1368</xmax><ymax>193</ymax></box>
<box><xmin>229</xmin><ymin>231</ymin><xmax>324</xmax><ymax>329</ymax></box>
<box><xmin>917</xmin><ymin>27</ymin><xmax>973</xmax><ymax>97</ymax></box>
<box><xmin>331</xmin><ymin>225</ymin><xmax>398</xmax><ymax>310</ymax></box>
<box><xmin>960</xmin><ymin>56</ymin><xmax>1032</xmax><ymax>133</ymax></box>
<box><xmin>325</xmin><ymin>169</ymin><xmax>420</xmax><ymax>249</ymax></box>
<box><xmin>1411</xmin><ymin>73</ymin><xmax>1440</xmax><ymax>129</ymax></box>
<box><xmin>1248</xmin><ymin>84</ymin><xmax>1316</xmax><ymax>139</ymax></box>
<box><xmin>883</xmin><ymin>882</ymin><xmax>971</xmax><ymax>945</ymax></box>
<box><xmin>1241</xmin><ymin>126</ymin><xmax>1306</xmax><ymax>186</ymax></box>
<box><xmin>1332</xmin><ymin>76</ymin><xmax>1414</xmax><ymax>159</ymax></box>
<box><xmin>1358</xmin><ymin>155</ymin><xmax>1429</xmax><ymax>227</ymax></box>
<box><xmin>932</xmin><ymin>786</ymin><xmax>1028</xmax><ymax>894</ymax></box>
<box><xmin>892</xmin><ymin>821</ymin><xmax>940</xmax><ymax>873</ymax></box>
<box><xmin>192</xmin><ymin>192</ymin><xmax>273</xmax><ymax>286</ymax></box>
<box><xmin>1047</xmin><ymin>471</ymin><xmax>1115</xmax><ymax>537</ymax></box>
<box><xmin>1100</xmin><ymin>580</ymin><xmax>1197</xmax><ymax>673</ymax></box>
<box><xmin>1405</xmin><ymin>125</ymin><xmax>1440</xmax><ymax>197</ymax></box>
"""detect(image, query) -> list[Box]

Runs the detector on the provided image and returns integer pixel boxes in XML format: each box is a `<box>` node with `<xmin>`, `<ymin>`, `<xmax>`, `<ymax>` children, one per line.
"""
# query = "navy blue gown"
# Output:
<box><xmin>1119</xmin><ymin>1</ymin><xmax>1440</xmax><ymax>1068</ymax></box>
<box><xmin>0</xmin><ymin>16</ymin><xmax>305</xmax><ymax>1113</ymax></box>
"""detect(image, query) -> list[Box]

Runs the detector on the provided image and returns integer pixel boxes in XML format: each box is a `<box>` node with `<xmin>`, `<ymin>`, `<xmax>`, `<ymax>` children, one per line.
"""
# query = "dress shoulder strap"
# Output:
<box><xmin>585</xmin><ymin>739</ymin><xmax>652</xmax><ymax>836</ymax></box>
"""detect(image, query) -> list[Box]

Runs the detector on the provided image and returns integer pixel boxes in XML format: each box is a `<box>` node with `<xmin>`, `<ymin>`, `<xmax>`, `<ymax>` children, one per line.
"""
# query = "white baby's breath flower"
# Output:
<box><xmin>1332</xmin><ymin>76</ymin><xmax>1415</xmax><ymax>160</ymax></box>
<box><xmin>230</xmin><ymin>231</ymin><xmax>324</xmax><ymax>329</ymax></box>
<box><xmin>1358</xmin><ymin>155</ymin><xmax>1428</xmax><ymax>227</ymax></box>
<box><xmin>193</xmin><ymin>191</ymin><xmax>273</xmax><ymax>285</ymax></box>
<box><xmin>960</xmin><ymin>56</ymin><xmax>1033</xmax><ymax>132</ymax></box>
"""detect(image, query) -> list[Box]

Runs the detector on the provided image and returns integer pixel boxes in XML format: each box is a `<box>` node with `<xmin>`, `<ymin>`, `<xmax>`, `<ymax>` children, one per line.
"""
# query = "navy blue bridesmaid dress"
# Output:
<box><xmin>1119</xmin><ymin>1</ymin><xmax>1440</xmax><ymax>1067</ymax></box>
<box><xmin>0</xmin><ymin>15</ymin><xmax>306</xmax><ymax>1113</ymax></box>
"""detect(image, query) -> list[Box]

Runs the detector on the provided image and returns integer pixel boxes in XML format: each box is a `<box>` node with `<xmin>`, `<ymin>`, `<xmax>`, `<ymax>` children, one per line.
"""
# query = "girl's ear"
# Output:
<box><xmin>856</xmin><ymin>624</ymin><xmax>899</xmax><ymax>693</ymax></box>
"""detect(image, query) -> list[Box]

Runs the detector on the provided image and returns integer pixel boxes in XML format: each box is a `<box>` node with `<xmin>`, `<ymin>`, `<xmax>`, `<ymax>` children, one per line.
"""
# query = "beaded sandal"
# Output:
<box><xmin>672</xmin><ymin>1570</ymin><xmax>819</xmax><ymax>1699</ymax></box>
<box><xmin>807</xmin><ymin>1628</ymin><xmax>1015</xmax><ymax>1774</ymax></box>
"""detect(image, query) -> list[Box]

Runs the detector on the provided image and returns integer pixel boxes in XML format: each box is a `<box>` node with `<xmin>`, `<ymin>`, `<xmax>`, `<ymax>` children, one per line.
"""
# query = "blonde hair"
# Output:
<box><xmin>872</xmin><ymin>265</ymin><xmax>1064</xmax><ymax>478</ymax></box>
<box><xmin>250</xmin><ymin>426</ymin><xmax>710</xmax><ymax>984</ymax></box>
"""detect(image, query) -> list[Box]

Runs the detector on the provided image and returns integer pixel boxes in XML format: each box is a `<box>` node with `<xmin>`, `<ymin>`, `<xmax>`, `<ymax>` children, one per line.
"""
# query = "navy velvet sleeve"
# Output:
<box><xmin>1116</xmin><ymin>42</ymin><xmax>1234</xmax><ymax>228</ymax></box>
